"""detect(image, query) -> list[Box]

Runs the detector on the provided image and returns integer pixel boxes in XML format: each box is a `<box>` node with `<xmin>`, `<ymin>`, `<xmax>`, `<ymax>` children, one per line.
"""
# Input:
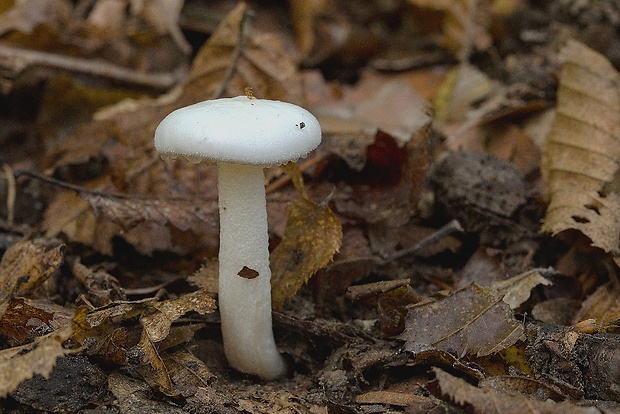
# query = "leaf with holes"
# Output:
<box><xmin>541</xmin><ymin>40</ymin><xmax>620</xmax><ymax>253</ymax></box>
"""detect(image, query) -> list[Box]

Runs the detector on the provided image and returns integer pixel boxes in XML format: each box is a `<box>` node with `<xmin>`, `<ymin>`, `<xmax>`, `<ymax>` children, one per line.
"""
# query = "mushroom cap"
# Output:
<box><xmin>154</xmin><ymin>96</ymin><xmax>322</xmax><ymax>165</ymax></box>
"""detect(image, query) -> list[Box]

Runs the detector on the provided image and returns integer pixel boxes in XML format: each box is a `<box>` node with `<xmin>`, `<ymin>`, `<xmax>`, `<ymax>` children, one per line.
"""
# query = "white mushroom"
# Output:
<box><xmin>154</xmin><ymin>95</ymin><xmax>321</xmax><ymax>379</ymax></box>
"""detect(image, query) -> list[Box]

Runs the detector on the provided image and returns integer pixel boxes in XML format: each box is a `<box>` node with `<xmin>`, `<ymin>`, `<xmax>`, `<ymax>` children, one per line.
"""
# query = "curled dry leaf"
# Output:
<box><xmin>140</xmin><ymin>289</ymin><xmax>216</xmax><ymax>343</ymax></box>
<box><xmin>270</xmin><ymin>198</ymin><xmax>342</xmax><ymax>311</ymax></box>
<box><xmin>541</xmin><ymin>40</ymin><xmax>620</xmax><ymax>253</ymax></box>
<box><xmin>0</xmin><ymin>324</ymin><xmax>74</xmax><ymax>398</ymax></box>
<box><xmin>0</xmin><ymin>238</ymin><xmax>64</xmax><ymax>303</ymax></box>
<box><xmin>399</xmin><ymin>284</ymin><xmax>523</xmax><ymax>357</ymax></box>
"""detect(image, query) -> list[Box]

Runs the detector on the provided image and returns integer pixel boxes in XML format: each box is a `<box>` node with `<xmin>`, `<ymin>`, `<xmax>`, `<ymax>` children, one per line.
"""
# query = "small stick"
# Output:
<box><xmin>265</xmin><ymin>152</ymin><xmax>324</xmax><ymax>195</ymax></box>
<box><xmin>346</xmin><ymin>278</ymin><xmax>411</xmax><ymax>302</ymax></box>
<box><xmin>2</xmin><ymin>164</ymin><xmax>15</xmax><ymax>225</ymax></box>
<box><xmin>0</xmin><ymin>44</ymin><xmax>186</xmax><ymax>90</ymax></box>
<box><xmin>386</xmin><ymin>219</ymin><xmax>464</xmax><ymax>261</ymax></box>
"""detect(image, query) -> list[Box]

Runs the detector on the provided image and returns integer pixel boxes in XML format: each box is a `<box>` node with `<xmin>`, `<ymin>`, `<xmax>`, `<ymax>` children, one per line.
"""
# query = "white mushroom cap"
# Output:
<box><xmin>154</xmin><ymin>96</ymin><xmax>321</xmax><ymax>165</ymax></box>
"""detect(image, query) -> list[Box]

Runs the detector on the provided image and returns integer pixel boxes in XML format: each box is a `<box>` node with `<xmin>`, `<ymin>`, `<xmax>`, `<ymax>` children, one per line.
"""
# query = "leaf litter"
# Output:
<box><xmin>1</xmin><ymin>0</ymin><xmax>620</xmax><ymax>413</ymax></box>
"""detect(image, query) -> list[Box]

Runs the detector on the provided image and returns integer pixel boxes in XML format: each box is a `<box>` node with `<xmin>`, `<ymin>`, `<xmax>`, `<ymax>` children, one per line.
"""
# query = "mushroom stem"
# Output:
<box><xmin>217</xmin><ymin>162</ymin><xmax>287</xmax><ymax>380</ymax></box>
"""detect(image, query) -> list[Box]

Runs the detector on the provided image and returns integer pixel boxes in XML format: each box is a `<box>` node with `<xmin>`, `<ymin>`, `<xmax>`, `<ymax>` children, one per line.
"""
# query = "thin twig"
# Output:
<box><xmin>2</xmin><ymin>164</ymin><xmax>15</xmax><ymax>225</ymax></box>
<box><xmin>13</xmin><ymin>169</ymin><xmax>216</xmax><ymax>202</ymax></box>
<box><xmin>0</xmin><ymin>44</ymin><xmax>187</xmax><ymax>90</ymax></box>
<box><xmin>386</xmin><ymin>219</ymin><xmax>464</xmax><ymax>261</ymax></box>
<box><xmin>265</xmin><ymin>152</ymin><xmax>325</xmax><ymax>195</ymax></box>
<box><xmin>211</xmin><ymin>8</ymin><xmax>253</xmax><ymax>99</ymax></box>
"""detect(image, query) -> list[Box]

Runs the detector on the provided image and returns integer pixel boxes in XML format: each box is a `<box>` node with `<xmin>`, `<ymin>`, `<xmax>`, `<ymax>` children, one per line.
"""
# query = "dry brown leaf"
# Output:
<box><xmin>573</xmin><ymin>282</ymin><xmax>620</xmax><ymax>327</ymax></box>
<box><xmin>434</xmin><ymin>367</ymin><xmax>606</xmax><ymax>414</ymax></box>
<box><xmin>140</xmin><ymin>289</ymin><xmax>216</xmax><ymax>343</ymax></box>
<box><xmin>0</xmin><ymin>238</ymin><xmax>64</xmax><ymax>303</ymax></box>
<box><xmin>0</xmin><ymin>324</ymin><xmax>74</xmax><ymax>398</ymax></box>
<box><xmin>270</xmin><ymin>197</ymin><xmax>342</xmax><ymax>311</ymax></box>
<box><xmin>288</xmin><ymin>0</ymin><xmax>381</xmax><ymax>67</ymax></box>
<box><xmin>399</xmin><ymin>284</ymin><xmax>523</xmax><ymax>357</ymax></box>
<box><xmin>541</xmin><ymin>40</ymin><xmax>620</xmax><ymax>253</ymax></box>
<box><xmin>82</xmin><ymin>192</ymin><xmax>218</xmax><ymax>232</ymax></box>
<box><xmin>164</xmin><ymin>349</ymin><xmax>217</xmax><ymax>392</ymax></box>
<box><xmin>138</xmin><ymin>328</ymin><xmax>174</xmax><ymax>394</ymax></box>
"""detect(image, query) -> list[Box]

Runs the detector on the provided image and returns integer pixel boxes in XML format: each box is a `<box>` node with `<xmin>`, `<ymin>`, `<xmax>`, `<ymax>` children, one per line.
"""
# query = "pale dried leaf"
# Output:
<box><xmin>493</xmin><ymin>268</ymin><xmax>553</xmax><ymax>310</ymax></box>
<box><xmin>541</xmin><ymin>40</ymin><xmax>620</xmax><ymax>253</ymax></box>
<box><xmin>0</xmin><ymin>324</ymin><xmax>74</xmax><ymax>398</ymax></box>
<box><xmin>399</xmin><ymin>284</ymin><xmax>524</xmax><ymax>357</ymax></box>
<box><xmin>433</xmin><ymin>63</ymin><xmax>494</xmax><ymax>125</ymax></box>
<box><xmin>315</xmin><ymin>76</ymin><xmax>431</xmax><ymax>146</ymax></box>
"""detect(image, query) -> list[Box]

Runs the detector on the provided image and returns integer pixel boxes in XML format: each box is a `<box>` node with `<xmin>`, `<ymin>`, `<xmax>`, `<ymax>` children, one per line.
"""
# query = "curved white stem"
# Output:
<box><xmin>217</xmin><ymin>162</ymin><xmax>286</xmax><ymax>380</ymax></box>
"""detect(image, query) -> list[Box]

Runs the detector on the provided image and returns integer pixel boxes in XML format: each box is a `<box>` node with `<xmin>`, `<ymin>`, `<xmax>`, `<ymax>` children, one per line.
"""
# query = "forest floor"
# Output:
<box><xmin>0</xmin><ymin>0</ymin><xmax>620</xmax><ymax>413</ymax></box>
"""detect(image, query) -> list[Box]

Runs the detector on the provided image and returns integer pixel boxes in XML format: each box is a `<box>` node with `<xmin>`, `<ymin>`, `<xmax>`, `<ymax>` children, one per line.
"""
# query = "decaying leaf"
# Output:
<box><xmin>0</xmin><ymin>324</ymin><xmax>74</xmax><ymax>398</ymax></box>
<box><xmin>140</xmin><ymin>289</ymin><xmax>216</xmax><ymax>343</ymax></box>
<box><xmin>0</xmin><ymin>238</ymin><xmax>64</xmax><ymax>303</ymax></box>
<box><xmin>271</xmin><ymin>197</ymin><xmax>342</xmax><ymax>310</ymax></box>
<box><xmin>541</xmin><ymin>40</ymin><xmax>620</xmax><ymax>253</ymax></box>
<box><xmin>399</xmin><ymin>284</ymin><xmax>523</xmax><ymax>357</ymax></box>
<box><xmin>434</xmin><ymin>367</ymin><xmax>607</xmax><ymax>413</ymax></box>
<box><xmin>0</xmin><ymin>298</ymin><xmax>72</xmax><ymax>346</ymax></box>
<box><xmin>163</xmin><ymin>349</ymin><xmax>217</xmax><ymax>393</ymax></box>
<box><xmin>108</xmin><ymin>371</ymin><xmax>187</xmax><ymax>413</ymax></box>
<box><xmin>71</xmin><ymin>260</ymin><xmax>125</xmax><ymax>307</ymax></box>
